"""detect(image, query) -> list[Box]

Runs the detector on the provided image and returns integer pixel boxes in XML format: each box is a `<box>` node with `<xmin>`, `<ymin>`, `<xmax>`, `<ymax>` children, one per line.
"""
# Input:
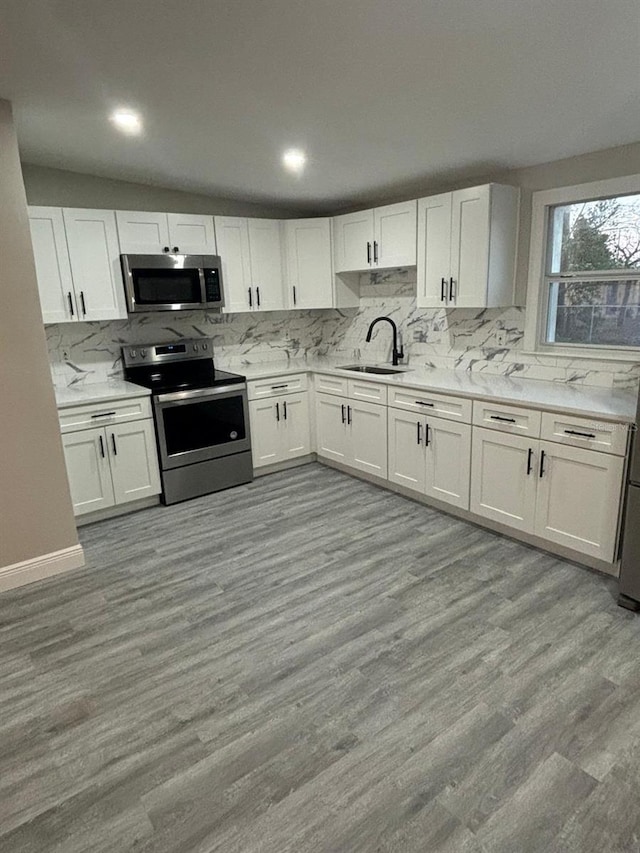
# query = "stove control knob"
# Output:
<box><xmin>193</xmin><ymin>343</ymin><xmax>199</xmax><ymax>352</ymax></box>
<box><xmin>140</xmin><ymin>349</ymin><xmax>147</xmax><ymax>358</ymax></box>
<box><xmin>202</xmin><ymin>342</ymin><xmax>208</xmax><ymax>350</ymax></box>
<box><xmin>130</xmin><ymin>349</ymin><xmax>137</xmax><ymax>358</ymax></box>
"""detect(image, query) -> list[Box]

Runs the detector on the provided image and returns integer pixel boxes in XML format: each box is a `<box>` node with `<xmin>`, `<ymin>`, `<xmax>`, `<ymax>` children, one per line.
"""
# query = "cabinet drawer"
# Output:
<box><xmin>247</xmin><ymin>373</ymin><xmax>308</xmax><ymax>400</ymax></box>
<box><xmin>59</xmin><ymin>396</ymin><xmax>152</xmax><ymax>433</ymax></box>
<box><xmin>314</xmin><ymin>373</ymin><xmax>349</xmax><ymax>397</ymax></box>
<box><xmin>388</xmin><ymin>386</ymin><xmax>471</xmax><ymax>423</ymax></box>
<box><xmin>540</xmin><ymin>412</ymin><xmax>629</xmax><ymax>456</ymax></box>
<box><xmin>347</xmin><ymin>378</ymin><xmax>388</xmax><ymax>405</ymax></box>
<box><xmin>473</xmin><ymin>401</ymin><xmax>541</xmax><ymax>437</ymax></box>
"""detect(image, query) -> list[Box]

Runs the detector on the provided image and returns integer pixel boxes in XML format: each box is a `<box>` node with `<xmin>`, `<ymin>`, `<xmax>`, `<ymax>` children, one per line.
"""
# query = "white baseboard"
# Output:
<box><xmin>0</xmin><ymin>544</ymin><xmax>85</xmax><ymax>593</ymax></box>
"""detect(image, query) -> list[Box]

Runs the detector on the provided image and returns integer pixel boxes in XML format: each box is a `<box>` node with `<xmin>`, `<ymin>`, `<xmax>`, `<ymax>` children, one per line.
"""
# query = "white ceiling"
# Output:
<box><xmin>1</xmin><ymin>0</ymin><xmax>639</xmax><ymax>212</ymax></box>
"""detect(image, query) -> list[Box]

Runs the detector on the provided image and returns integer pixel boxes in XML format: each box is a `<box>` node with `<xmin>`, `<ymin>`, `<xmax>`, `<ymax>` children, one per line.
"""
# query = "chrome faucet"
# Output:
<box><xmin>365</xmin><ymin>316</ymin><xmax>404</xmax><ymax>366</ymax></box>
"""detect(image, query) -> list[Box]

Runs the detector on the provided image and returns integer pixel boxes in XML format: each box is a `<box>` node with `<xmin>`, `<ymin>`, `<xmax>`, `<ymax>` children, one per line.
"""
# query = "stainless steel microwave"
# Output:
<box><xmin>120</xmin><ymin>254</ymin><xmax>224</xmax><ymax>313</ymax></box>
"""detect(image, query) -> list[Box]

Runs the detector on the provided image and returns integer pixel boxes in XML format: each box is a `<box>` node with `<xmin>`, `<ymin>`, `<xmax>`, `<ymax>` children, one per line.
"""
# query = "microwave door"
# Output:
<box><xmin>124</xmin><ymin>260</ymin><xmax>203</xmax><ymax>312</ymax></box>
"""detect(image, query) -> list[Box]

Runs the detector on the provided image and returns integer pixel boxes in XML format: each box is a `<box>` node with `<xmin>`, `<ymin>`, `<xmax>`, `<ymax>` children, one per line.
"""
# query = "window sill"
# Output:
<box><xmin>522</xmin><ymin>348</ymin><xmax>640</xmax><ymax>364</ymax></box>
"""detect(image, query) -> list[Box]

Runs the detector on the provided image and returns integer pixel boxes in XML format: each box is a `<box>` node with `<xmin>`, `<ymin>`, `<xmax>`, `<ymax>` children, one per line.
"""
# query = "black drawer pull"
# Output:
<box><xmin>490</xmin><ymin>415</ymin><xmax>517</xmax><ymax>423</ymax></box>
<box><xmin>415</xmin><ymin>400</ymin><xmax>434</xmax><ymax>407</ymax></box>
<box><xmin>564</xmin><ymin>429</ymin><xmax>596</xmax><ymax>439</ymax></box>
<box><xmin>271</xmin><ymin>384</ymin><xmax>288</xmax><ymax>390</ymax></box>
<box><xmin>91</xmin><ymin>411</ymin><xmax>116</xmax><ymax>418</ymax></box>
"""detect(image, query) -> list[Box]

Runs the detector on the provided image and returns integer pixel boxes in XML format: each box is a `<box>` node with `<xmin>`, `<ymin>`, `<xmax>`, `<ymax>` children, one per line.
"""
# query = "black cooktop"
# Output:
<box><xmin>124</xmin><ymin>358</ymin><xmax>246</xmax><ymax>395</ymax></box>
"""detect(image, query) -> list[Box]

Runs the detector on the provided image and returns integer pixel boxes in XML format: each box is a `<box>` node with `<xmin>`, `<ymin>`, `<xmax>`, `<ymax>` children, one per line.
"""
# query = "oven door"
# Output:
<box><xmin>121</xmin><ymin>254</ymin><xmax>205</xmax><ymax>312</ymax></box>
<box><xmin>153</xmin><ymin>385</ymin><xmax>251</xmax><ymax>470</ymax></box>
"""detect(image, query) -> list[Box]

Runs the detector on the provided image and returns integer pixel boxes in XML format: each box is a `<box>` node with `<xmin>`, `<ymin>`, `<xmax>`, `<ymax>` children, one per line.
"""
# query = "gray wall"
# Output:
<box><xmin>21</xmin><ymin>163</ymin><xmax>305</xmax><ymax>218</ymax></box>
<box><xmin>0</xmin><ymin>101</ymin><xmax>79</xmax><ymax>569</ymax></box>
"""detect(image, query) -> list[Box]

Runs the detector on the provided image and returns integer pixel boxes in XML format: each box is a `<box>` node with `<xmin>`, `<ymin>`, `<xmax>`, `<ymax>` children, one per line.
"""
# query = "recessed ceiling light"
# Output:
<box><xmin>110</xmin><ymin>109</ymin><xmax>142</xmax><ymax>135</ymax></box>
<box><xmin>282</xmin><ymin>149</ymin><xmax>306</xmax><ymax>173</ymax></box>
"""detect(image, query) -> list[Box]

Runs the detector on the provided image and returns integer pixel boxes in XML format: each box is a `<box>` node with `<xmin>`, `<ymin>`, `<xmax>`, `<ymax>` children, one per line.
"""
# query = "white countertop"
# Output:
<box><xmin>230</xmin><ymin>359</ymin><xmax>637</xmax><ymax>423</ymax></box>
<box><xmin>55</xmin><ymin>380</ymin><xmax>151</xmax><ymax>409</ymax></box>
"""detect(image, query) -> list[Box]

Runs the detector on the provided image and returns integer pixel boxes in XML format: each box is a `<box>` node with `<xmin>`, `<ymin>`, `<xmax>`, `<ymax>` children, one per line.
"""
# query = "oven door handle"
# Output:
<box><xmin>155</xmin><ymin>383</ymin><xmax>246</xmax><ymax>403</ymax></box>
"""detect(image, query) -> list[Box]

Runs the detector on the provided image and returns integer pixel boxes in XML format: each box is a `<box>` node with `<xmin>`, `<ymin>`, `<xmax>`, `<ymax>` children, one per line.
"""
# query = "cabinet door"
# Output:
<box><xmin>167</xmin><ymin>213</ymin><xmax>216</xmax><ymax>254</ymax></box>
<box><xmin>249</xmin><ymin>398</ymin><xmax>281</xmax><ymax>468</ymax></box>
<box><xmin>28</xmin><ymin>206</ymin><xmax>75</xmax><ymax>323</ymax></box>
<box><xmin>416</xmin><ymin>193</ymin><xmax>452</xmax><ymax>308</ymax></box>
<box><xmin>315</xmin><ymin>393</ymin><xmax>349</xmax><ymax>464</ymax></box>
<box><xmin>470</xmin><ymin>427</ymin><xmax>536</xmax><ymax>533</ymax></box>
<box><xmin>281</xmin><ymin>393</ymin><xmax>311</xmax><ymax>460</ymax></box>
<box><xmin>247</xmin><ymin>219</ymin><xmax>285</xmax><ymax>311</ymax></box>
<box><xmin>449</xmin><ymin>186</ymin><xmax>491</xmax><ymax>308</ymax></box>
<box><xmin>115</xmin><ymin>211</ymin><xmax>170</xmax><ymax>254</ymax></box>
<box><xmin>62</xmin><ymin>428</ymin><xmax>115</xmax><ymax>515</ymax></box>
<box><xmin>387</xmin><ymin>408</ymin><xmax>426</xmax><ymax>493</ymax></box>
<box><xmin>534</xmin><ymin>441</ymin><xmax>624</xmax><ymax>561</ymax></box>
<box><xmin>349</xmin><ymin>400</ymin><xmax>388</xmax><ymax>479</ymax></box>
<box><xmin>373</xmin><ymin>200</ymin><xmax>417</xmax><ymax>268</ymax></box>
<box><xmin>333</xmin><ymin>209</ymin><xmax>374</xmax><ymax>272</ymax></box>
<box><xmin>215</xmin><ymin>217</ymin><xmax>253</xmax><ymax>313</ymax></box>
<box><xmin>63</xmin><ymin>209</ymin><xmax>127</xmax><ymax>321</ymax></box>
<box><xmin>284</xmin><ymin>218</ymin><xmax>333</xmax><ymax>309</ymax></box>
<box><xmin>108</xmin><ymin>420</ymin><xmax>161</xmax><ymax>504</ymax></box>
<box><xmin>425</xmin><ymin>418</ymin><xmax>471</xmax><ymax>510</ymax></box>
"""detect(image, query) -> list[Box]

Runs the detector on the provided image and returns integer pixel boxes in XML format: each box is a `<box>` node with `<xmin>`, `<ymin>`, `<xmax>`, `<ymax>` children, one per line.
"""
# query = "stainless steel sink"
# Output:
<box><xmin>338</xmin><ymin>365</ymin><xmax>406</xmax><ymax>375</ymax></box>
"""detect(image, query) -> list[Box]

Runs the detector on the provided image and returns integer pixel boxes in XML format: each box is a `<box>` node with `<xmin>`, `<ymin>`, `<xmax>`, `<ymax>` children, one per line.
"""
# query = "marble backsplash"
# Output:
<box><xmin>46</xmin><ymin>270</ymin><xmax>640</xmax><ymax>391</ymax></box>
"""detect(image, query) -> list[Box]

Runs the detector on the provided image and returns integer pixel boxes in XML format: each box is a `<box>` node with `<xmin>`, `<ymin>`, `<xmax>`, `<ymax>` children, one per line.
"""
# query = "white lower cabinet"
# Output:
<box><xmin>470</xmin><ymin>428</ymin><xmax>537</xmax><ymax>533</ymax></box>
<box><xmin>60</xmin><ymin>402</ymin><xmax>161</xmax><ymax>517</ymax></box>
<box><xmin>62</xmin><ymin>427</ymin><xmax>115</xmax><ymax>515</ymax></box>
<box><xmin>388</xmin><ymin>408</ymin><xmax>470</xmax><ymax>509</ymax></box>
<box><xmin>470</xmin><ymin>426</ymin><xmax>624</xmax><ymax>562</ymax></box>
<box><xmin>534</xmin><ymin>441</ymin><xmax>624</xmax><ymax>561</ymax></box>
<box><xmin>249</xmin><ymin>392</ymin><xmax>311</xmax><ymax>469</ymax></box>
<box><xmin>315</xmin><ymin>393</ymin><xmax>387</xmax><ymax>478</ymax></box>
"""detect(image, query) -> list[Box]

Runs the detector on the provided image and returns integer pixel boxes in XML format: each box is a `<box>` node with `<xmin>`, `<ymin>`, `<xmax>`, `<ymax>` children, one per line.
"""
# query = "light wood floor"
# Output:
<box><xmin>2</xmin><ymin>463</ymin><xmax>640</xmax><ymax>852</ymax></box>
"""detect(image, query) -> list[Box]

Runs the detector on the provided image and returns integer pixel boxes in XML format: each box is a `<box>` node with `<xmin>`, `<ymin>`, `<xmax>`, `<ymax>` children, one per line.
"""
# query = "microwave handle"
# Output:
<box><xmin>198</xmin><ymin>267</ymin><xmax>207</xmax><ymax>305</ymax></box>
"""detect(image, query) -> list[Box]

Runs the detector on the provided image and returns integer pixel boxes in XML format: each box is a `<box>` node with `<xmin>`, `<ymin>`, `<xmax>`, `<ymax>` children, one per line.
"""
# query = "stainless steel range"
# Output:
<box><xmin>123</xmin><ymin>339</ymin><xmax>252</xmax><ymax>505</ymax></box>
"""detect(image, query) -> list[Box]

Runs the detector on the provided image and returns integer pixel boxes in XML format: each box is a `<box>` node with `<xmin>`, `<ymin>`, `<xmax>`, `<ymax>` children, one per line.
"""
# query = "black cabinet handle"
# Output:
<box><xmin>163</xmin><ymin>246</ymin><xmax>170</xmax><ymax>253</ymax></box>
<box><xmin>98</xmin><ymin>435</ymin><xmax>105</xmax><ymax>458</ymax></box>
<box><xmin>67</xmin><ymin>291</ymin><xmax>75</xmax><ymax>317</ymax></box>
<box><xmin>341</xmin><ymin>404</ymin><xmax>346</xmax><ymax>424</ymax></box>
<box><xmin>173</xmin><ymin>246</ymin><xmax>179</xmax><ymax>253</ymax></box>
<box><xmin>564</xmin><ymin>429</ymin><xmax>596</xmax><ymax>439</ymax></box>
<box><xmin>415</xmin><ymin>400</ymin><xmax>434</xmax><ymax>407</ymax></box>
<box><xmin>449</xmin><ymin>277</ymin><xmax>455</xmax><ymax>301</ymax></box>
<box><xmin>373</xmin><ymin>241</ymin><xmax>378</xmax><ymax>263</ymax></box>
<box><xmin>526</xmin><ymin>447</ymin><xmax>533</xmax><ymax>475</ymax></box>
<box><xmin>248</xmin><ymin>287</ymin><xmax>253</xmax><ymax>308</ymax></box>
<box><xmin>425</xmin><ymin>423</ymin><xmax>430</xmax><ymax>446</ymax></box>
<box><xmin>275</xmin><ymin>402</ymin><xmax>280</xmax><ymax>422</ymax></box>
<box><xmin>80</xmin><ymin>291</ymin><xmax>87</xmax><ymax>316</ymax></box>
<box><xmin>283</xmin><ymin>401</ymin><xmax>287</xmax><ymax>420</ymax></box>
<box><xmin>91</xmin><ymin>411</ymin><xmax>116</xmax><ymax>419</ymax></box>
<box><xmin>347</xmin><ymin>405</ymin><xmax>352</xmax><ymax>425</ymax></box>
<box><xmin>367</xmin><ymin>242</ymin><xmax>371</xmax><ymax>264</ymax></box>
<box><xmin>111</xmin><ymin>433</ymin><xmax>117</xmax><ymax>455</ymax></box>
<box><xmin>441</xmin><ymin>277</ymin><xmax>447</xmax><ymax>302</ymax></box>
<box><xmin>256</xmin><ymin>286</ymin><xmax>261</xmax><ymax>307</ymax></box>
<box><xmin>416</xmin><ymin>421</ymin><xmax>422</xmax><ymax>445</ymax></box>
<box><xmin>490</xmin><ymin>415</ymin><xmax>517</xmax><ymax>423</ymax></box>
<box><xmin>293</xmin><ymin>285</ymin><xmax>297</xmax><ymax>306</ymax></box>
<box><xmin>539</xmin><ymin>450</ymin><xmax>546</xmax><ymax>478</ymax></box>
<box><xmin>271</xmin><ymin>384</ymin><xmax>288</xmax><ymax>390</ymax></box>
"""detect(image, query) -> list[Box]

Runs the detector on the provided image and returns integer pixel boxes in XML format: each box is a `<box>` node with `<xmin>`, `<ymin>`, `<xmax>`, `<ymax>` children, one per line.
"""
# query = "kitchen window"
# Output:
<box><xmin>525</xmin><ymin>175</ymin><xmax>640</xmax><ymax>359</ymax></box>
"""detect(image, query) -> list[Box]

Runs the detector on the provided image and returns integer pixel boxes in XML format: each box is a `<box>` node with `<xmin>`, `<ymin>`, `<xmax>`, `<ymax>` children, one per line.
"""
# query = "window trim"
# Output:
<box><xmin>524</xmin><ymin>174</ymin><xmax>640</xmax><ymax>362</ymax></box>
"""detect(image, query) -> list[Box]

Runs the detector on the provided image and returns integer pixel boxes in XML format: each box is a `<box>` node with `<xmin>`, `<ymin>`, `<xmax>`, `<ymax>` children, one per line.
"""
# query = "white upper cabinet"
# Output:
<box><xmin>333</xmin><ymin>201</ymin><xmax>417</xmax><ymax>273</ymax></box>
<box><xmin>284</xmin><ymin>218</ymin><xmax>333</xmax><ymax>309</ymax></box>
<box><xmin>215</xmin><ymin>217</ymin><xmax>285</xmax><ymax>313</ymax></box>
<box><xmin>116</xmin><ymin>211</ymin><xmax>215</xmax><ymax>254</ymax></box>
<box><xmin>29</xmin><ymin>206</ymin><xmax>126</xmax><ymax>323</ymax></box>
<box><xmin>63</xmin><ymin>209</ymin><xmax>127</xmax><ymax>321</ymax></box>
<box><xmin>28</xmin><ymin>206</ymin><xmax>75</xmax><ymax>323</ymax></box>
<box><xmin>417</xmin><ymin>184</ymin><xmax>519</xmax><ymax>309</ymax></box>
<box><xmin>246</xmin><ymin>219</ymin><xmax>285</xmax><ymax>311</ymax></box>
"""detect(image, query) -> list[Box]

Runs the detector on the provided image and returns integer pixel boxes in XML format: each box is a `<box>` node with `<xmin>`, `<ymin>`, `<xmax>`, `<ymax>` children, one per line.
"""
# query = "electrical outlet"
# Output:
<box><xmin>63</xmin><ymin>350</ymin><xmax>69</xmax><ymax>361</ymax></box>
<box><xmin>495</xmin><ymin>330</ymin><xmax>507</xmax><ymax>347</ymax></box>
